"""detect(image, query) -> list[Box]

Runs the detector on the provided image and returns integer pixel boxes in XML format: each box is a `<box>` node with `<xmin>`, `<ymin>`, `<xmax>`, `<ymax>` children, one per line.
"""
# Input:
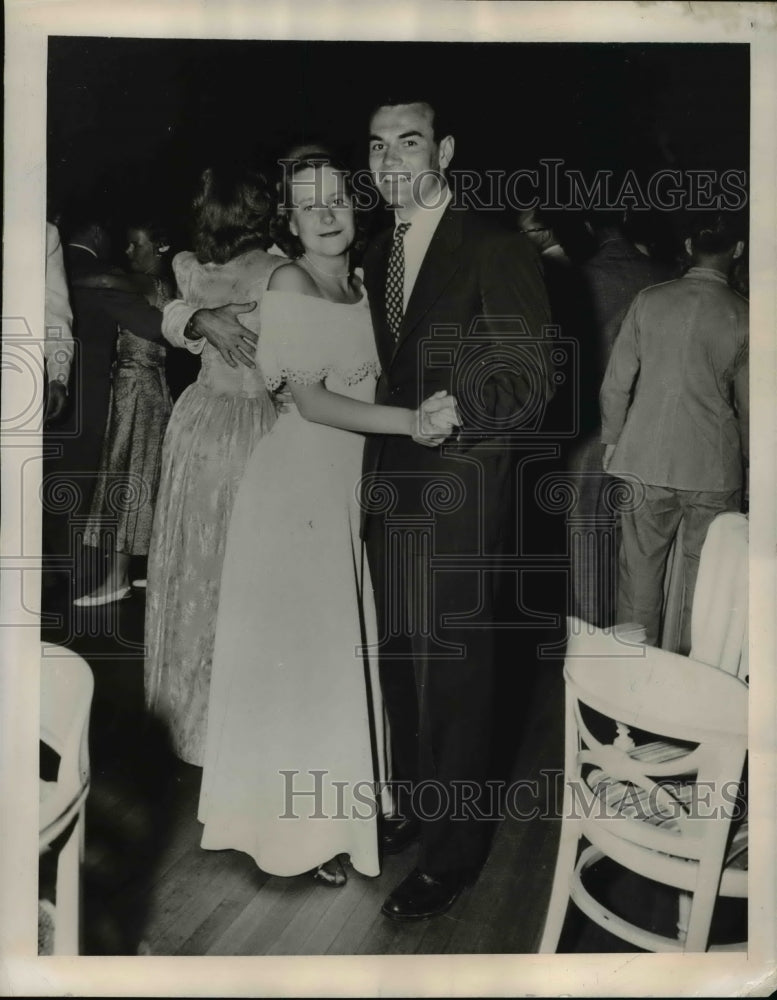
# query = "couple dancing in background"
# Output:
<box><xmin>148</xmin><ymin>94</ymin><xmax>552</xmax><ymax>920</ymax></box>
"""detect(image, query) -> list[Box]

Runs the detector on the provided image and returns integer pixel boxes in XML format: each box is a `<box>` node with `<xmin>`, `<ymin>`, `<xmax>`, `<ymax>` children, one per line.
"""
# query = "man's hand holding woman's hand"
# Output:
<box><xmin>413</xmin><ymin>390</ymin><xmax>461</xmax><ymax>447</ymax></box>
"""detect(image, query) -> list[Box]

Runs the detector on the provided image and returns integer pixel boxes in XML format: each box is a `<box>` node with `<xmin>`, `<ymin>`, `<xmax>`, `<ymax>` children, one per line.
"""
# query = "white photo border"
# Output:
<box><xmin>2</xmin><ymin>1</ymin><xmax>775</xmax><ymax>995</ymax></box>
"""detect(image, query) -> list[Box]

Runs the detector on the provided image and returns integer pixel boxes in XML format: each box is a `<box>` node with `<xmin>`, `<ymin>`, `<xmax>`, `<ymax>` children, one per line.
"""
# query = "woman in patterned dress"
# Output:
<box><xmin>74</xmin><ymin>220</ymin><xmax>174</xmax><ymax>605</ymax></box>
<box><xmin>143</xmin><ymin>166</ymin><xmax>281</xmax><ymax>767</ymax></box>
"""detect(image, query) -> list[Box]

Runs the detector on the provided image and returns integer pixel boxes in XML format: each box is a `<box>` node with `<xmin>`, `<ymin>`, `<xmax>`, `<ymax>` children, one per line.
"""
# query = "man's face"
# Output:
<box><xmin>517</xmin><ymin>209</ymin><xmax>552</xmax><ymax>253</ymax></box>
<box><xmin>368</xmin><ymin>102</ymin><xmax>453</xmax><ymax>215</ymax></box>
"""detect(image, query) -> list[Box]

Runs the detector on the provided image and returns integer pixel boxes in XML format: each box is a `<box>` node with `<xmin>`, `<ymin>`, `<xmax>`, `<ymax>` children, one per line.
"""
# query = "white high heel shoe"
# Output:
<box><xmin>312</xmin><ymin>855</ymin><xmax>347</xmax><ymax>888</ymax></box>
<box><xmin>73</xmin><ymin>585</ymin><xmax>132</xmax><ymax>607</ymax></box>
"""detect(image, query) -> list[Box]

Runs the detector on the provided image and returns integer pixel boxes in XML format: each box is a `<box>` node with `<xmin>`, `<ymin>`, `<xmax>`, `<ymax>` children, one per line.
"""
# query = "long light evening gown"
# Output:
<box><xmin>198</xmin><ymin>287</ymin><xmax>389</xmax><ymax>877</ymax></box>
<box><xmin>145</xmin><ymin>249</ymin><xmax>279</xmax><ymax>765</ymax></box>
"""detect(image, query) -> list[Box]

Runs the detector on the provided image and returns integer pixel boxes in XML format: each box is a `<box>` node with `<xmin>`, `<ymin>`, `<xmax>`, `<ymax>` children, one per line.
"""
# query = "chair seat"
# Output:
<box><xmin>585</xmin><ymin>739</ymin><xmax>747</xmax><ymax>866</ymax></box>
<box><xmin>587</xmin><ymin>739</ymin><xmax>695</xmax><ymax>827</ymax></box>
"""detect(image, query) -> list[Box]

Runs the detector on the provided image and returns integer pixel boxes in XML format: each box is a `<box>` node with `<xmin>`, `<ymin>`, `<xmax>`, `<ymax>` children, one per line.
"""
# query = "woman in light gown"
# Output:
<box><xmin>198</xmin><ymin>159</ymin><xmax>458</xmax><ymax>886</ymax></box>
<box><xmin>144</xmin><ymin>166</ymin><xmax>281</xmax><ymax>766</ymax></box>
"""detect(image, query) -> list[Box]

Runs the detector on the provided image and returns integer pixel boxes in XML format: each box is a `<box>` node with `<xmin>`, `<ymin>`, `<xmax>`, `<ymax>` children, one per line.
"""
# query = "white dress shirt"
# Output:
<box><xmin>396</xmin><ymin>186</ymin><xmax>452</xmax><ymax>309</ymax></box>
<box><xmin>65</xmin><ymin>242</ymin><xmax>98</xmax><ymax>258</ymax></box>
<box><xmin>541</xmin><ymin>243</ymin><xmax>571</xmax><ymax>264</ymax></box>
<box><xmin>162</xmin><ymin>298</ymin><xmax>205</xmax><ymax>354</ymax></box>
<box><xmin>44</xmin><ymin>223</ymin><xmax>74</xmax><ymax>386</ymax></box>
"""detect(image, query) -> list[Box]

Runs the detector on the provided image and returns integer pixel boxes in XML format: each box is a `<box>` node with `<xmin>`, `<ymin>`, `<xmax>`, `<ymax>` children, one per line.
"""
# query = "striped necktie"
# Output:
<box><xmin>385</xmin><ymin>222</ymin><xmax>411</xmax><ymax>339</ymax></box>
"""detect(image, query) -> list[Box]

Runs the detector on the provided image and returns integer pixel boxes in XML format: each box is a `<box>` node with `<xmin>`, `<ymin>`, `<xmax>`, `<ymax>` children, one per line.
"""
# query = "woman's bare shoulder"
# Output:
<box><xmin>267</xmin><ymin>261</ymin><xmax>320</xmax><ymax>298</ymax></box>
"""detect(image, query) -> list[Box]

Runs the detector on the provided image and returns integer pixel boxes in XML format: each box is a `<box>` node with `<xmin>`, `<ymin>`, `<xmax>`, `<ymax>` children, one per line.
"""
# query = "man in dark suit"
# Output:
<box><xmin>361</xmin><ymin>97</ymin><xmax>553</xmax><ymax>919</ymax></box>
<box><xmin>43</xmin><ymin>217</ymin><xmax>164</xmax><ymax>593</ymax></box>
<box><xmin>166</xmin><ymin>103</ymin><xmax>553</xmax><ymax>918</ymax></box>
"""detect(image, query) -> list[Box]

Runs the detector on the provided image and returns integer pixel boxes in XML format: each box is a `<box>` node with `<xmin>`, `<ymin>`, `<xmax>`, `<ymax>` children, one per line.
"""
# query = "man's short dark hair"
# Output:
<box><xmin>367</xmin><ymin>94</ymin><xmax>452</xmax><ymax>143</ymax></box>
<box><xmin>687</xmin><ymin>212</ymin><xmax>745</xmax><ymax>255</ymax></box>
<box><xmin>585</xmin><ymin>208</ymin><xmax>627</xmax><ymax>234</ymax></box>
<box><xmin>63</xmin><ymin>204</ymin><xmax>112</xmax><ymax>245</ymax></box>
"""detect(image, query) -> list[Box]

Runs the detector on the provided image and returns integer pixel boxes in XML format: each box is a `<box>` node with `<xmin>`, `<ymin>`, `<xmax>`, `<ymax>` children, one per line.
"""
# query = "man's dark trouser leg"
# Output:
<box><xmin>411</xmin><ymin>562</ymin><xmax>496</xmax><ymax>878</ymax></box>
<box><xmin>367</xmin><ymin>514</ymin><xmax>497</xmax><ymax>876</ymax></box>
<box><xmin>366</xmin><ymin>522</ymin><xmax>419</xmax><ymax>823</ymax></box>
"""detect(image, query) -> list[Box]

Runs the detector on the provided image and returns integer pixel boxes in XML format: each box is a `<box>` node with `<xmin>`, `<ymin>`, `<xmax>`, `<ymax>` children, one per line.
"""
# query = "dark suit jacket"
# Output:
<box><xmin>64</xmin><ymin>246</ymin><xmax>163</xmax><ymax>344</ymax></box>
<box><xmin>581</xmin><ymin>235</ymin><xmax>674</xmax><ymax>378</ymax></box>
<box><xmin>361</xmin><ymin>205</ymin><xmax>553</xmax><ymax>553</ymax></box>
<box><xmin>44</xmin><ymin>247</ymin><xmax>164</xmax><ymax>537</ymax></box>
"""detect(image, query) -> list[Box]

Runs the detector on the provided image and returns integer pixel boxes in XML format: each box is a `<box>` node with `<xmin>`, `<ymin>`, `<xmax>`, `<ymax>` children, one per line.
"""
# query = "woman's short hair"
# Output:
<box><xmin>192</xmin><ymin>165</ymin><xmax>274</xmax><ymax>265</ymax></box>
<box><xmin>271</xmin><ymin>156</ymin><xmax>368</xmax><ymax>260</ymax></box>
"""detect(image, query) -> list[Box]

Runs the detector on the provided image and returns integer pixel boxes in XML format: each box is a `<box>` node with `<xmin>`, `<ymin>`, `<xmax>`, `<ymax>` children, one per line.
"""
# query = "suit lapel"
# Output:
<box><xmin>392</xmin><ymin>206</ymin><xmax>463</xmax><ymax>360</ymax></box>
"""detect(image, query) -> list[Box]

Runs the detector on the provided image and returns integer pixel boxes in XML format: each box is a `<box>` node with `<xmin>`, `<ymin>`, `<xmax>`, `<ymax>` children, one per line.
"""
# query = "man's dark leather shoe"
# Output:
<box><xmin>380</xmin><ymin>815</ymin><xmax>420</xmax><ymax>856</ymax></box>
<box><xmin>381</xmin><ymin>867</ymin><xmax>471</xmax><ymax>920</ymax></box>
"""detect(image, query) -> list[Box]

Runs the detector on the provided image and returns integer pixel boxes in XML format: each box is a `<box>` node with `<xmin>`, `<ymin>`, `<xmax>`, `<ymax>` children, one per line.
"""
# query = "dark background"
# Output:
<box><xmin>48</xmin><ymin>38</ymin><xmax>749</xmax><ymax>250</ymax></box>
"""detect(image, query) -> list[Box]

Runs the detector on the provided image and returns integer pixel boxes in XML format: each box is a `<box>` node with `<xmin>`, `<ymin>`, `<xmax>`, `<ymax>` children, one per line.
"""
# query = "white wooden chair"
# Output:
<box><xmin>689</xmin><ymin>512</ymin><xmax>748</xmax><ymax>680</ymax></box>
<box><xmin>539</xmin><ymin>619</ymin><xmax>747</xmax><ymax>953</ymax></box>
<box><xmin>39</xmin><ymin>643</ymin><xmax>94</xmax><ymax>955</ymax></box>
<box><xmin>661</xmin><ymin>511</ymin><xmax>748</xmax><ymax>671</ymax></box>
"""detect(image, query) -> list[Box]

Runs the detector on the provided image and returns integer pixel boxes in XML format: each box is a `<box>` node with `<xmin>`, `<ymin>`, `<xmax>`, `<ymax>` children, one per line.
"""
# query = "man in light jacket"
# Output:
<box><xmin>600</xmin><ymin>212</ymin><xmax>748</xmax><ymax>651</ymax></box>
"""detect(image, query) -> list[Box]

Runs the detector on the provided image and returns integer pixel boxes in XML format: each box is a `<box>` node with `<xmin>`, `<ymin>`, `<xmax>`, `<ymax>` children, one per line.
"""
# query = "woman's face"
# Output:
<box><xmin>125</xmin><ymin>228</ymin><xmax>158</xmax><ymax>274</ymax></box>
<box><xmin>288</xmin><ymin>165</ymin><xmax>355</xmax><ymax>258</ymax></box>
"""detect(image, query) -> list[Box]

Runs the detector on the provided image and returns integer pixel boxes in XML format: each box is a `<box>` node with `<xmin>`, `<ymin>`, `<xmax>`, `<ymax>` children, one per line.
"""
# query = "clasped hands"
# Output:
<box><xmin>189</xmin><ymin>305</ymin><xmax>461</xmax><ymax>444</ymax></box>
<box><xmin>413</xmin><ymin>390</ymin><xmax>461</xmax><ymax>448</ymax></box>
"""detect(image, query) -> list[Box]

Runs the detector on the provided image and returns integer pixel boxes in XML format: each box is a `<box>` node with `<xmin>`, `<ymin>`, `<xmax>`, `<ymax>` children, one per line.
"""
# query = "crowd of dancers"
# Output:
<box><xmin>42</xmin><ymin>94</ymin><xmax>749</xmax><ymax>921</ymax></box>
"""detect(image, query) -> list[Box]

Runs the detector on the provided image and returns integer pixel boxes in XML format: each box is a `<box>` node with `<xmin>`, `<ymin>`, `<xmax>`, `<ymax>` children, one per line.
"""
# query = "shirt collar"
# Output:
<box><xmin>67</xmin><ymin>242</ymin><xmax>98</xmax><ymax>258</ymax></box>
<box><xmin>685</xmin><ymin>266</ymin><xmax>730</xmax><ymax>285</ymax></box>
<box><xmin>541</xmin><ymin>243</ymin><xmax>569</xmax><ymax>260</ymax></box>
<box><xmin>393</xmin><ymin>185</ymin><xmax>452</xmax><ymax>236</ymax></box>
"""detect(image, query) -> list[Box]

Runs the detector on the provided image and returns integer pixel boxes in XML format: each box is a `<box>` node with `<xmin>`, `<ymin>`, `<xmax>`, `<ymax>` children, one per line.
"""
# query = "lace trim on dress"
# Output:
<box><xmin>264</xmin><ymin>359</ymin><xmax>381</xmax><ymax>393</ymax></box>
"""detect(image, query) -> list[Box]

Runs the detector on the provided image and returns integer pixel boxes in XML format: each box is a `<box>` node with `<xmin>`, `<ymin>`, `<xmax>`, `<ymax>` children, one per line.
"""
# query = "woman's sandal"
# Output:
<box><xmin>312</xmin><ymin>855</ymin><xmax>347</xmax><ymax>888</ymax></box>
